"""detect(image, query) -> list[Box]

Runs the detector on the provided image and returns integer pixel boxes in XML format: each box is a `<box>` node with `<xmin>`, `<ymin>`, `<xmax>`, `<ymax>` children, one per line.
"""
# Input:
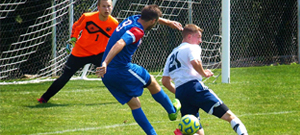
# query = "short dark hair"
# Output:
<box><xmin>182</xmin><ymin>24</ymin><xmax>204</xmax><ymax>38</ymax></box>
<box><xmin>140</xmin><ymin>5</ymin><xmax>162</xmax><ymax>21</ymax></box>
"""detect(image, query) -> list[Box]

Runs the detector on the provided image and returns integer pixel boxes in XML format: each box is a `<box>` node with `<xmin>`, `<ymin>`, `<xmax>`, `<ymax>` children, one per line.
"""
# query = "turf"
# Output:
<box><xmin>0</xmin><ymin>64</ymin><xmax>299</xmax><ymax>135</ymax></box>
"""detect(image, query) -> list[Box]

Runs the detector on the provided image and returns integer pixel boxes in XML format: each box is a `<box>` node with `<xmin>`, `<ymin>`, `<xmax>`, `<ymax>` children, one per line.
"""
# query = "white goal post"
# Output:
<box><xmin>221</xmin><ymin>0</ymin><xmax>230</xmax><ymax>83</ymax></box>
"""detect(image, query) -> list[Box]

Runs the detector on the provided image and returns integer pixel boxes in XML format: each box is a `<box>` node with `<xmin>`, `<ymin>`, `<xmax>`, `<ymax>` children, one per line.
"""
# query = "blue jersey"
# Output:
<box><xmin>101</xmin><ymin>15</ymin><xmax>151</xmax><ymax>105</ymax></box>
<box><xmin>102</xmin><ymin>15</ymin><xmax>144</xmax><ymax>68</ymax></box>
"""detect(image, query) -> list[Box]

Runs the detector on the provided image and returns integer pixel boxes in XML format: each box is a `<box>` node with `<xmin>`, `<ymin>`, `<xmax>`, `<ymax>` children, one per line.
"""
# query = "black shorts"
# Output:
<box><xmin>64</xmin><ymin>53</ymin><xmax>104</xmax><ymax>73</ymax></box>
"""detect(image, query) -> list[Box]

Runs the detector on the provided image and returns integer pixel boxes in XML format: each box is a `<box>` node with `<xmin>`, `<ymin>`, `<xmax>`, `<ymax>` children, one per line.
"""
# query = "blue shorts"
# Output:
<box><xmin>175</xmin><ymin>80</ymin><xmax>223</xmax><ymax>117</ymax></box>
<box><xmin>102</xmin><ymin>63</ymin><xmax>151</xmax><ymax>105</ymax></box>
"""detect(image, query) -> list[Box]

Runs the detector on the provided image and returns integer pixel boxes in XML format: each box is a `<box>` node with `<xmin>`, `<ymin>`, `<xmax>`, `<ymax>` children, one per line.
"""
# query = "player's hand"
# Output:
<box><xmin>69</xmin><ymin>37</ymin><xmax>76</xmax><ymax>46</ymax></box>
<box><xmin>66</xmin><ymin>37</ymin><xmax>76</xmax><ymax>54</ymax></box>
<box><xmin>204</xmin><ymin>69</ymin><xmax>214</xmax><ymax>78</ymax></box>
<box><xmin>168</xmin><ymin>20</ymin><xmax>183</xmax><ymax>31</ymax></box>
<box><xmin>96</xmin><ymin>62</ymin><xmax>107</xmax><ymax>78</ymax></box>
<box><xmin>66</xmin><ymin>43</ymin><xmax>72</xmax><ymax>54</ymax></box>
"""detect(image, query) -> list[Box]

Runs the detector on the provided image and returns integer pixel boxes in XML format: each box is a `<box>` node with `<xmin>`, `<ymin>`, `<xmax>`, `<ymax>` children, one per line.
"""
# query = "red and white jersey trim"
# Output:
<box><xmin>127</xmin><ymin>27</ymin><xmax>144</xmax><ymax>44</ymax></box>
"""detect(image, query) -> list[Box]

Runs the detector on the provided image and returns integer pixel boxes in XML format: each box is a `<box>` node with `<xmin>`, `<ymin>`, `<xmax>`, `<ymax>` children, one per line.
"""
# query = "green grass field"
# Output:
<box><xmin>1</xmin><ymin>64</ymin><xmax>299</xmax><ymax>135</ymax></box>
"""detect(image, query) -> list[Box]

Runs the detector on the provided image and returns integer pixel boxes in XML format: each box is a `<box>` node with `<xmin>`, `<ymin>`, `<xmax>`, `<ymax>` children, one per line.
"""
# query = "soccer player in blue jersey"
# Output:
<box><xmin>162</xmin><ymin>24</ymin><xmax>248</xmax><ymax>135</ymax></box>
<box><xmin>96</xmin><ymin>5</ymin><xmax>182</xmax><ymax>135</ymax></box>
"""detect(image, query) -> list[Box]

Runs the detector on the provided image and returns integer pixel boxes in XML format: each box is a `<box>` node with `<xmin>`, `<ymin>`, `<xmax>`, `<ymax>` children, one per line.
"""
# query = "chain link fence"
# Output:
<box><xmin>0</xmin><ymin>0</ymin><xmax>298</xmax><ymax>80</ymax></box>
<box><xmin>230</xmin><ymin>0</ymin><xmax>298</xmax><ymax>67</ymax></box>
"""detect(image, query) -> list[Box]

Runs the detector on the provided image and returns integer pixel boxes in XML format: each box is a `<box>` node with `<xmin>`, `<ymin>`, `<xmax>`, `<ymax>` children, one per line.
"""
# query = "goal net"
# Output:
<box><xmin>0</xmin><ymin>0</ymin><xmax>222</xmax><ymax>84</ymax></box>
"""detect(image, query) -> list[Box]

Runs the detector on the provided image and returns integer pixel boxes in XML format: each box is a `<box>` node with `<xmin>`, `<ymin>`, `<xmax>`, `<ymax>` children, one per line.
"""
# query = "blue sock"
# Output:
<box><xmin>152</xmin><ymin>88</ymin><xmax>175</xmax><ymax>114</ymax></box>
<box><xmin>132</xmin><ymin>108</ymin><xmax>156</xmax><ymax>135</ymax></box>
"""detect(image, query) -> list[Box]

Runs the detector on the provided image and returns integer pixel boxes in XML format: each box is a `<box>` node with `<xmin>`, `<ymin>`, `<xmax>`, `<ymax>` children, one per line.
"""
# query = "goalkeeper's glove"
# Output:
<box><xmin>66</xmin><ymin>37</ymin><xmax>76</xmax><ymax>54</ymax></box>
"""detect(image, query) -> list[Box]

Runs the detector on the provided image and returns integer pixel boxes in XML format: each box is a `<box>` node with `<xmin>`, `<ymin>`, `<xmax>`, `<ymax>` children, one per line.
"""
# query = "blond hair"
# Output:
<box><xmin>182</xmin><ymin>24</ymin><xmax>203</xmax><ymax>38</ymax></box>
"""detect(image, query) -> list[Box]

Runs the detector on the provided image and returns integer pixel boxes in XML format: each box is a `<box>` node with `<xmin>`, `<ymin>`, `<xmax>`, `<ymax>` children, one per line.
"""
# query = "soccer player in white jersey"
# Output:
<box><xmin>162</xmin><ymin>24</ymin><xmax>248</xmax><ymax>135</ymax></box>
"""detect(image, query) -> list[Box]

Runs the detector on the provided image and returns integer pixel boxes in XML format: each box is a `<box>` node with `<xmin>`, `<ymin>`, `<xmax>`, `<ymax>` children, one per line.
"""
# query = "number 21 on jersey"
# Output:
<box><xmin>168</xmin><ymin>51</ymin><xmax>181</xmax><ymax>72</ymax></box>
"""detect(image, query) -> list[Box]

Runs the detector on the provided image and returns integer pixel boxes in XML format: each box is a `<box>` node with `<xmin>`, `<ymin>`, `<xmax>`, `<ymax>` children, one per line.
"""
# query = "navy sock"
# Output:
<box><xmin>152</xmin><ymin>88</ymin><xmax>175</xmax><ymax>114</ymax></box>
<box><xmin>132</xmin><ymin>108</ymin><xmax>156</xmax><ymax>135</ymax></box>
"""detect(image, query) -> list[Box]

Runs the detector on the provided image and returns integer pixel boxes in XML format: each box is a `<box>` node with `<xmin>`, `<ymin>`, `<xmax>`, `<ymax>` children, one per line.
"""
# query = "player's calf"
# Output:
<box><xmin>230</xmin><ymin>117</ymin><xmax>248</xmax><ymax>135</ymax></box>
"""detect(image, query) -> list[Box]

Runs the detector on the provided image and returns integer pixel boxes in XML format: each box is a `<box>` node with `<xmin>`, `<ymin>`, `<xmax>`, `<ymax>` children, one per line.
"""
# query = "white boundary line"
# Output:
<box><xmin>28</xmin><ymin>123</ymin><xmax>138</xmax><ymax>135</ymax></box>
<box><xmin>17</xmin><ymin>89</ymin><xmax>102</xmax><ymax>95</ymax></box>
<box><xmin>0</xmin><ymin>77</ymin><xmax>101</xmax><ymax>85</ymax></box>
<box><xmin>27</xmin><ymin>111</ymin><xmax>298</xmax><ymax>135</ymax></box>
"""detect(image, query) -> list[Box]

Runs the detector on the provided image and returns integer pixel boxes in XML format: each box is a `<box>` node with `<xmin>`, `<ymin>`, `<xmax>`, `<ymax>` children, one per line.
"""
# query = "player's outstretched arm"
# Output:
<box><xmin>71</xmin><ymin>14</ymin><xmax>86</xmax><ymax>39</ymax></box>
<box><xmin>158</xmin><ymin>17</ymin><xmax>183</xmax><ymax>31</ymax></box>
<box><xmin>96</xmin><ymin>39</ymin><xmax>126</xmax><ymax>78</ymax></box>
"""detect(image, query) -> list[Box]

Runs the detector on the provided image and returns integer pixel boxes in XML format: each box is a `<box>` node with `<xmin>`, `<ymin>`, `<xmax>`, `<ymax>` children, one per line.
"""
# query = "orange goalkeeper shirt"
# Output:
<box><xmin>71</xmin><ymin>12</ymin><xmax>118</xmax><ymax>57</ymax></box>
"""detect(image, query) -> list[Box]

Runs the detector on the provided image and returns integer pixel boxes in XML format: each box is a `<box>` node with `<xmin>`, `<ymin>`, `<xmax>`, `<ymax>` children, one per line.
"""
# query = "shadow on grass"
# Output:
<box><xmin>25</xmin><ymin>102</ymin><xmax>118</xmax><ymax>108</ymax></box>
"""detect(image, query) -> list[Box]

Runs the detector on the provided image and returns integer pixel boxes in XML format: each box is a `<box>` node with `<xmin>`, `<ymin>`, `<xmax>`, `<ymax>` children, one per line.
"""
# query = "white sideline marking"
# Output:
<box><xmin>28</xmin><ymin>111</ymin><xmax>298</xmax><ymax>135</ymax></box>
<box><xmin>28</xmin><ymin>123</ymin><xmax>138</xmax><ymax>135</ymax></box>
<box><xmin>18</xmin><ymin>89</ymin><xmax>102</xmax><ymax>95</ymax></box>
<box><xmin>0</xmin><ymin>77</ymin><xmax>101</xmax><ymax>85</ymax></box>
<box><xmin>238</xmin><ymin>111</ymin><xmax>298</xmax><ymax>116</ymax></box>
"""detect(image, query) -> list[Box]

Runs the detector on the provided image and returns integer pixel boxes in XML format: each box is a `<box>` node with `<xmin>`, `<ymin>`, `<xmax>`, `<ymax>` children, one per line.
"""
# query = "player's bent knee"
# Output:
<box><xmin>127</xmin><ymin>97</ymin><xmax>141</xmax><ymax>110</ymax></box>
<box><xmin>146</xmin><ymin>76</ymin><xmax>162</xmax><ymax>94</ymax></box>
<box><xmin>62</xmin><ymin>65</ymin><xmax>77</xmax><ymax>78</ymax></box>
<box><xmin>212</xmin><ymin>103</ymin><xmax>229</xmax><ymax>118</ymax></box>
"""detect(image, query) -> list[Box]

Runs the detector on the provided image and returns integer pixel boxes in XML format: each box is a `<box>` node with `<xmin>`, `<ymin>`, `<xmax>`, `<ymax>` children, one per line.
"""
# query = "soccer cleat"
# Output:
<box><xmin>168</xmin><ymin>98</ymin><xmax>181</xmax><ymax>121</ymax></box>
<box><xmin>37</xmin><ymin>97</ymin><xmax>47</xmax><ymax>103</ymax></box>
<box><xmin>174</xmin><ymin>128</ymin><xmax>183</xmax><ymax>135</ymax></box>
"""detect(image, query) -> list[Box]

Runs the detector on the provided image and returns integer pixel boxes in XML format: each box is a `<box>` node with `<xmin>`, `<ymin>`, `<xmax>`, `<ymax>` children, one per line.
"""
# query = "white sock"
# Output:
<box><xmin>230</xmin><ymin>118</ymin><xmax>248</xmax><ymax>135</ymax></box>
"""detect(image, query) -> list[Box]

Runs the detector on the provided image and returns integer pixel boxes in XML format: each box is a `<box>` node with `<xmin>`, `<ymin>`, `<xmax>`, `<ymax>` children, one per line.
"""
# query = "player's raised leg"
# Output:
<box><xmin>147</xmin><ymin>75</ymin><xmax>181</xmax><ymax>121</ymax></box>
<box><xmin>127</xmin><ymin>97</ymin><xmax>157</xmax><ymax>135</ymax></box>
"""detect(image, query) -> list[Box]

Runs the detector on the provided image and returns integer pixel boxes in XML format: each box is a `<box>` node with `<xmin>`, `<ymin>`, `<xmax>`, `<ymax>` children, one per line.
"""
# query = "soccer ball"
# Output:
<box><xmin>178</xmin><ymin>114</ymin><xmax>200</xmax><ymax>135</ymax></box>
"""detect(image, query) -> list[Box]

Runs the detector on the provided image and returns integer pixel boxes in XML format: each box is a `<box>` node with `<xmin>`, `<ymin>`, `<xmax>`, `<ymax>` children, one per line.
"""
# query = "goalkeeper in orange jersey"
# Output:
<box><xmin>37</xmin><ymin>0</ymin><xmax>118</xmax><ymax>103</ymax></box>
